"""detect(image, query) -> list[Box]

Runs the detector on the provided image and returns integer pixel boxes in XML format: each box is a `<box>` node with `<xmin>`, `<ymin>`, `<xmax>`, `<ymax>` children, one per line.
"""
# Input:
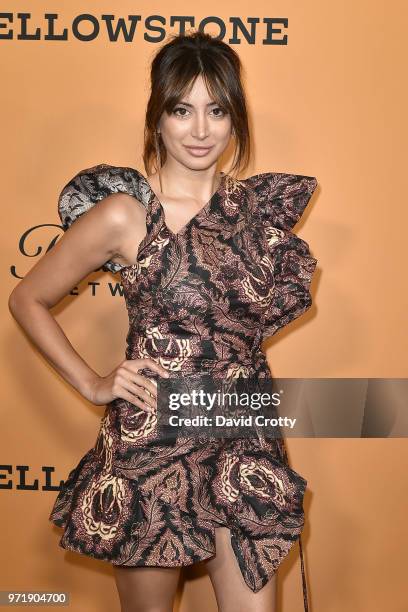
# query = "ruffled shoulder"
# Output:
<box><xmin>241</xmin><ymin>171</ymin><xmax>318</xmax><ymax>340</ymax></box>
<box><xmin>242</xmin><ymin>172</ymin><xmax>317</xmax><ymax>231</ymax></box>
<box><xmin>57</xmin><ymin>163</ymin><xmax>151</xmax><ymax>273</ymax></box>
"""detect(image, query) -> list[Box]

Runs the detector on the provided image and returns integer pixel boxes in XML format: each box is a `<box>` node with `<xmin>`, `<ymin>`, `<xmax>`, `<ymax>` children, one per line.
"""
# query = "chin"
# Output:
<box><xmin>176</xmin><ymin>156</ymin><xmax>211</xmax><ymax>167</ymax></box>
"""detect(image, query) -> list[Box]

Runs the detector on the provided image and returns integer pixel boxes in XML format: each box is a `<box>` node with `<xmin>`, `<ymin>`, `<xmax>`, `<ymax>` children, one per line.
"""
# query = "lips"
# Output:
<box><xmin>184</xmin><ymin>145</ymin><xmax>214</xmax><ymax>156</ymax></box>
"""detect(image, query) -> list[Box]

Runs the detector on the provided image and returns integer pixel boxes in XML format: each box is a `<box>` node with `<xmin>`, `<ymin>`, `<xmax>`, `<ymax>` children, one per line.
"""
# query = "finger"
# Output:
<box><xmin>139</xmin><ymin>376</ymin><xmax>157</xmax><ymax>400</ymax></box>
<box><xmin>119</xmin><ymin>364</ymin><xmax>158</xmax><ymax>398</ymax></box>
<box><xmin>144</xmin><ymin>359</ymin><xmax>170</xmax><ymax>378</ymax></box>
<box><xmin>135</xmin><ymin>357</ymin><xmax>170</xmax><ymax>378</ymax></box>
<box><xmin>120</xmin><ymin>378</ymin><xmax>157</xmax><ymax>410</ymax></box>
<box><xmin>114</xmin><ymin>371</ymin><xmax>156</xmax><ymax>408</ymax></box>
<box><xmin>139</xmin><ymin>376</ymin><xmax>158</xmax><ymax>399</ymax></box>
<box><xmin>119</xmin><ymin>387</ymin><xmax>156</xmax><ymax>414</ymax></box>
<box><xmin>144</xmin><ymin>377</ymin><xmax>159</xmax><ymax>399</ymax></box>
<box><xmin>142</xmin><ymin>376</ymin><xmax>158</xmax><ymax>399</ymax></box>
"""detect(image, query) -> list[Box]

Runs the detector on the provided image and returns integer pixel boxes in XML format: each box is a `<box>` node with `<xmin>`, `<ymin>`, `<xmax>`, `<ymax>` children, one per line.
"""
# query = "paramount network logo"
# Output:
<box><xmin>10</xmin><ymin>224</ymin><xmax>124</xmax><ymax>295</ymax></box>
<box><xmin>0</xmin><ymin>13</ymin><xmax>289</xmax><ymax>44</ymax></box>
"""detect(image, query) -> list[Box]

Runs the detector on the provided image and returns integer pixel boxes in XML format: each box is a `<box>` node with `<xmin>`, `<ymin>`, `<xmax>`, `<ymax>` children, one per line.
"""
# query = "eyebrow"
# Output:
<box><xmin>177</xmin><ymin>101</ymin><xmax>218</xmax><ymax>108</ymax></box>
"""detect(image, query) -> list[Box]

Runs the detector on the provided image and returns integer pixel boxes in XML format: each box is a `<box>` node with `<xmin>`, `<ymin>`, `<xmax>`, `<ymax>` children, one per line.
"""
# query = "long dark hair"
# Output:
<box><xmin>143</xmin><ymin>31</ymin><xmax>251</xmax><ymax>178</ymax></box>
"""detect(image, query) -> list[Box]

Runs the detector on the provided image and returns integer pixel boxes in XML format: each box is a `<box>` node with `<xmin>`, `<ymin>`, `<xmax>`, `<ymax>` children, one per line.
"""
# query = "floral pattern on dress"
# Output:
<box><xmin>50</xmin><ymin>163</ymin><xmax>318</xmax><ymax>606</ymax></box>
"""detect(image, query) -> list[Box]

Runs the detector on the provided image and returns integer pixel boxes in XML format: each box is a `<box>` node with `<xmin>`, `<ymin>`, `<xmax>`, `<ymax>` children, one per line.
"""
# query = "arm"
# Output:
<box><xmin>8</xmin><ymin>192</ymin><xmax>167</xmax><ymax>410</ymax></box>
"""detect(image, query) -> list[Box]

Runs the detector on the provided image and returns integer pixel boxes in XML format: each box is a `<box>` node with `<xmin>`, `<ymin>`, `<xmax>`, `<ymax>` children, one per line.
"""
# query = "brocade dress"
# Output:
<box><xmin>49</xmin><ymin>163</ymin><xmax>318</xmax><ymax>611</ymax></box>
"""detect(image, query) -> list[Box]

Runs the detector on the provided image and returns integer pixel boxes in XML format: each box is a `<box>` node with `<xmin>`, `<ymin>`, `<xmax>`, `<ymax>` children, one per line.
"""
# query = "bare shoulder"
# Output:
<box><xmin>88</xmin><ymin>192</ymin><xmax>147</xmax><ymax>268</ymax></box>
<box><xmin>93</xmin><ymin>191</ymin><xmax>146</xmax><ymax>228</ymax></box>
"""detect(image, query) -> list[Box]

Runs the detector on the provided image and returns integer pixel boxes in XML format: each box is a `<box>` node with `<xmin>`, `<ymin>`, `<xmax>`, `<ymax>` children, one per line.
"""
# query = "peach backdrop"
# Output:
<box><xmin>2</xmin><ymin>2</ymin><xmax>407</xmax><ymax>611</ymax></box>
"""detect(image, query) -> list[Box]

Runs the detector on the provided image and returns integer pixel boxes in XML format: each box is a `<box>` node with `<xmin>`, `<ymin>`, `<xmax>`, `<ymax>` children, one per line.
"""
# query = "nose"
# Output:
<box><xmin>191</xmin><ymin>112</ymin><xmax>210</xmax><ymax>140</ymax></box>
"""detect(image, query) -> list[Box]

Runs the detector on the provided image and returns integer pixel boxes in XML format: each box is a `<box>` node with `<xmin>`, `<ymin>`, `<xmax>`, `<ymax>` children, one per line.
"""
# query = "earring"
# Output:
<box><xmin>154</xmin><ymin>130</ymin><xmax>163</xmax><ymax>191</ymax></box>
<box><xmin>155</xmin><ymin>130</ymin><xmax>161</xmax><ymax>172</ymax></box>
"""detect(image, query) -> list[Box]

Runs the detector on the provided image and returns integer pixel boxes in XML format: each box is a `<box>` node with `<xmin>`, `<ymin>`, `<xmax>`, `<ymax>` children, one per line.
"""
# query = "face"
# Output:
<box><xmin>157</xmin><ymin>74</ymin><xmax>233</xmax><ymax>171</ymax></box>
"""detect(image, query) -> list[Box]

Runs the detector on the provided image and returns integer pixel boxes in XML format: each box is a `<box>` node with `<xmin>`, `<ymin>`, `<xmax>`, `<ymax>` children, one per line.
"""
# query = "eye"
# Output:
<box><xmin>211</xmin><ymin>107</ymin><xmax>227</xmax><ymax>118</ymax></box>
<box><xmin>172</xmin><ymin>106</ymin><xmax>190</xmax><ymax>117</ymax></box>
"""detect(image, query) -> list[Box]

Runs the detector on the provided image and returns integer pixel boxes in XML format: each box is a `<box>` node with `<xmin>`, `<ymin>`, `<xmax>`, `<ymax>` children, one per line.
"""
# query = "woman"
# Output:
<box><xmin>9</xmin><ymin>31</ymin><xmax>317</xmax><ymax>612</ymax></box>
